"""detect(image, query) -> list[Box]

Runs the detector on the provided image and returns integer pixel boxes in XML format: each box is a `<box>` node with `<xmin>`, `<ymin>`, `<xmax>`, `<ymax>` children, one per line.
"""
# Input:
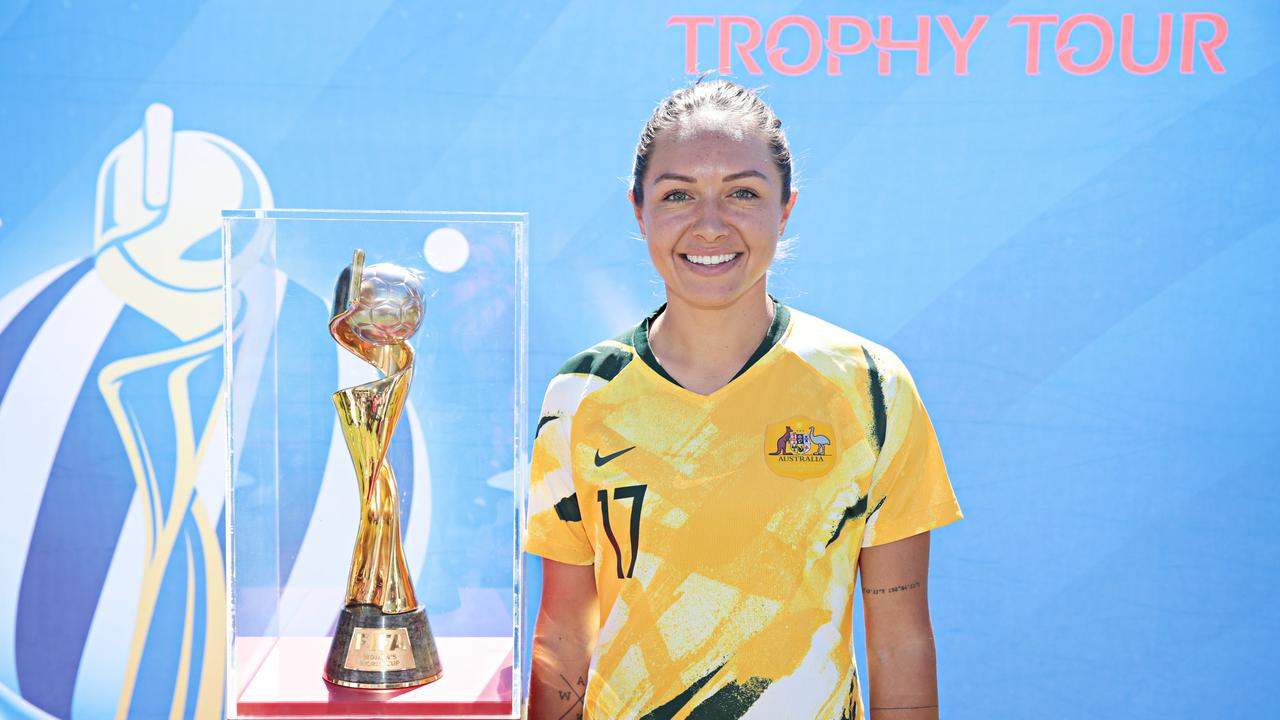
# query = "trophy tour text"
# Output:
<box><xmin>668</xmin><ymin>12</ymin><xmax>1229</xmax><ymax>76</ymax></box>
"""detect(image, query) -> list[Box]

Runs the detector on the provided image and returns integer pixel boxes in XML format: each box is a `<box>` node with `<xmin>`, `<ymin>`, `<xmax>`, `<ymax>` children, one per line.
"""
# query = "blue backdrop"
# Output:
<box><xmin>1</xmin><ymin>1</ymin><xmax>1276</xmax><ymax>718</ymax></box>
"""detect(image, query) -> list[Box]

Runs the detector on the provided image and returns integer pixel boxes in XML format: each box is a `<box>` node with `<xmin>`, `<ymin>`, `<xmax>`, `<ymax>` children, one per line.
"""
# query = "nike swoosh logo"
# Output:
<box><xmin>594</xmin><ymin>446</ymin><xmax>635</xmax><ymax>467</ymax></box>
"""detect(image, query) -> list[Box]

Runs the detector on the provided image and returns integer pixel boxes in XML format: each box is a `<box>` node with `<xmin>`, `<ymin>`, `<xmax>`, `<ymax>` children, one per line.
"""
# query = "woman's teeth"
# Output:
<box><xmin>685</xmin><ymin>253</ymin><xmax>739</xmax><ymax>266</ymax></box>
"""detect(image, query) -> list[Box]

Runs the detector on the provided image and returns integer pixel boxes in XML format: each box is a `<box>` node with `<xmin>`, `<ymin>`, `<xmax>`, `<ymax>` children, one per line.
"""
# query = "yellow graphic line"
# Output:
<box><xmin>98</xmin><ymin>380</ymin><xmax>155</xmax><ymax>560</ymax></box>
<box><xmin>170</xmin><ymin>534</ymin><xmax>196</xmax><ymax>720</ymax></box>
<box><xmin>160</xmin><ymin>358</ymin><xmax>204</xmax><ymax>547</ymax></box>
<box><xmin>192</xmin><ymin>498</ymin><xmax>226</xmax><ymax>720</ymax></box>
<box><xmin>101</xmin><ymin>327</ymin><xmax>235</xmax><ymax>720</ymax></box>
<box><xmin>128</xmin><ymin>406</ymin><xmax>162</xmax><ymax>558</ymax></box>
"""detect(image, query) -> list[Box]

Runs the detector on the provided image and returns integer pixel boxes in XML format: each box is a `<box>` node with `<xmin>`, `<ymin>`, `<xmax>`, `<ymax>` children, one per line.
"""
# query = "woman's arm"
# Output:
<box><xmin>527</xmin><ymin>559</ymin><xmax>599</xmax><ymax>720</ymax></box>
<box><xmin>859</xmin><ymin>531</ymin><xmax>939</xmax><ymax>720</ymax></box>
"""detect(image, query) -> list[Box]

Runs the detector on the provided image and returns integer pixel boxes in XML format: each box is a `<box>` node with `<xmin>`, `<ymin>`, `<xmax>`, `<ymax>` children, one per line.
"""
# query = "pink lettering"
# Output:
<box><xmin>875</xmin><ymin>15</ymin><xmax>931</xmax><ymax>76</ymax></box>
<box><xmin>1009</xmin><ymin>14</ymin><xmax>1059</xmax><ymax>75</ymax></box>
<box><xmin>1056</xmin><ymin>14</ymin><xmax>1114</xmax><ymax>76</ymax></box>
<box><xmin>767</xmin><ymin>15</ymin><xmax>823</xmax><ymax>76</ymax></box>
<box><xmin>937</xmin><ymin>15</ymin><xmax>989</xmax><ymax>76</ymax></box>
<box><xmin>666</xmin><ymin>13</ymin><xmax>1229</xmax><ymax>78</ymax></box>
<box><xmin>1120</xmin><ymin>13</ymin><xmax>1172</xmax><ymax>75</ymax></box>
<box><xmin>825</xmin><ymin>16</ymin><xmax>873</xmax><ymax>75</ymax></box>
<box><xmin>667</xmin><ymin>16</ymin><xmax>715</xmax><ymax>74</ymax></box>
<box><xmin>1180</xmin><ymin>12</ymin><xmax>1228</xmax><ymax>74</ymax></box>
<box><xmin>719</xmin><ymin>16</ymin><xmax>764</xmax><ymax>75</ymax></box>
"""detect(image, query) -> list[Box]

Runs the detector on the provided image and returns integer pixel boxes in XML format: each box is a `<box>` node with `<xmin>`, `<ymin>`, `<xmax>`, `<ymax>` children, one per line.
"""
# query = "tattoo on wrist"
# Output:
<box><xmin>556</xmin><ymin>673</ymin><xmax>587</xmax><ymax>720</ymax></box>
<box><xmin>871</xmin><ymin>704</ymin><xmax>939</xmax><ymax>711</ymax></box>
<box><xmin>863</xmin><ymin>580</ymin><xmax>921</xmax><ymax>595</ymax></box>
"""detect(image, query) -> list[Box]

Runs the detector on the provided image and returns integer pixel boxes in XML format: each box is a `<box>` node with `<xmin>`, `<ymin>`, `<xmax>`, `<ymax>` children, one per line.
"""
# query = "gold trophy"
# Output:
<box><xmin>322</xmin><ymin>249</ymin><xmax>442</xmax><ymax>689</ymax></box>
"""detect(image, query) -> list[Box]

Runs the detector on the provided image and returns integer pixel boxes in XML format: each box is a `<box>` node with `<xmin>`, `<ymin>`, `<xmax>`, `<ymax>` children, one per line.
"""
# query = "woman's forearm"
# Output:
<box><xmin>527</xmin><ymin>608</ymin><xmax>594</xmax><ymax>720</ymax></box>
<box><xmin>866</xmin><ymin>634</ymin><xmax>939</xmax><ymax>720</ymax></box>
<box><xmin>527</xmin><ymin>559</ymin><xmax>598</xmax><ymax>720</ymax></box>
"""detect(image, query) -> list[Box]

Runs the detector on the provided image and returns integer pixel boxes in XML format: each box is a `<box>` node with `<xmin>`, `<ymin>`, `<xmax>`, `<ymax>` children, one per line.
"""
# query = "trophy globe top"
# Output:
<box><xmin>342</xmin><ymin>263</ymin><xmax>425</xmax><ymax>347</ymax></box>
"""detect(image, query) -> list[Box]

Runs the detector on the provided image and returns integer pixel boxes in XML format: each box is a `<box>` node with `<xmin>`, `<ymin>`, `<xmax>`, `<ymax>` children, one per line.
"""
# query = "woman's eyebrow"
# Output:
<box><xmin>653</xmin><ymin>172</ymin><xmax>696</xmax><ymax>183</ymax></box>
<box><xmin>653</xmin><ymin>169</ymin><xmax>768</xmax><ymax>183</ymax></box>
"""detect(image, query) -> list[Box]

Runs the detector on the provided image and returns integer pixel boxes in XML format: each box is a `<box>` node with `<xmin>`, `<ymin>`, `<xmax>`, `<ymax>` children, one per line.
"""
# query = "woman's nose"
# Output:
<box><xmin>692</xmin><ymin>198</ymin><xmax>730</xmax><ymax>244</ymax></box>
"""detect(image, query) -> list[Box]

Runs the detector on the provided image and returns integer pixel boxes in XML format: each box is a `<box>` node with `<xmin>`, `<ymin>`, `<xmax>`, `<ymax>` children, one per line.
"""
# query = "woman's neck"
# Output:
<box><xmin>649</xmin><ymin>287</ymin><xmax>775</xmax><ymax>395</ymax></box>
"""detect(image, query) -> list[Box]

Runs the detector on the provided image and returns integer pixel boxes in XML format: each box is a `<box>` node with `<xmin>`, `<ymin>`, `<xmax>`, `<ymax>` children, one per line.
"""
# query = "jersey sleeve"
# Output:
<box><xmin>861</xmin><ymin>357</ymin><xmax>963</xmax><ymax>548</ymax></box>
<box><xmin>523</xmin><ymin>382</ymin><xmax>595</xmax><ymax>566</ymax></box>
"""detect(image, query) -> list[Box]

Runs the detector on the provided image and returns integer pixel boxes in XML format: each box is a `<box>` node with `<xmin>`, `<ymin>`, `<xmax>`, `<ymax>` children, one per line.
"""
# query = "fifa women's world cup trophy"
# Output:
<box><xmin>323</xmin><ymin>249</ymin><xmax>442</xmax><ymax>689</ymax></box>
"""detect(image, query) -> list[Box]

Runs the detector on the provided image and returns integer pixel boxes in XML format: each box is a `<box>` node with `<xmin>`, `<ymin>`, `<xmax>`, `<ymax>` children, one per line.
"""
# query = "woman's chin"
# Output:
<box><xmin>665</xmin><ymin>281</ymin><xmax>767</xmax><ymax>312</ymax></box>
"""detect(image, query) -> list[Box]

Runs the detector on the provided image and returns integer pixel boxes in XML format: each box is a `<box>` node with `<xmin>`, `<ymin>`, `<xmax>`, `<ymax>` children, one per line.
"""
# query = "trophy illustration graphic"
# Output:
<box><xmin>323</xmin><ymin>249</ymin><xmax>442</xmax><ymax>689</ymax></box>
<box><xmin>91</xmin><ymin>104</ymin><xmax>271</xmax><ymax>719</ymax></box>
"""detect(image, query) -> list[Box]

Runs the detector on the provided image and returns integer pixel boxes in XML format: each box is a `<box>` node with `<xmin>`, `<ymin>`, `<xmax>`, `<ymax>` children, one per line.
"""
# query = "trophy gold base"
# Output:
<box><xmin>323</xmin><ymin>604</ymin><xmax>442</xmax><ymax>689</ymax></box>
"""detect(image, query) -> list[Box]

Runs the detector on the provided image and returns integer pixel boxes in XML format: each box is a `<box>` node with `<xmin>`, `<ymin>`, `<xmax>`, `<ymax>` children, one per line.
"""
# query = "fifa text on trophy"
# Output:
<box><xmin>322</xmin><ymin>249</ymin><xmax>442</xmax><ymax>689</ymax></box>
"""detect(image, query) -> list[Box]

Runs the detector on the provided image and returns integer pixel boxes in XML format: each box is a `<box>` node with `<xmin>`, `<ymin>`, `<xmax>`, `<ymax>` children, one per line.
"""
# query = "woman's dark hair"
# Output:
<box><xmin>631</xmin><ymin>79</ymin><xmax>792</xmax><ymax>207</ymax></box>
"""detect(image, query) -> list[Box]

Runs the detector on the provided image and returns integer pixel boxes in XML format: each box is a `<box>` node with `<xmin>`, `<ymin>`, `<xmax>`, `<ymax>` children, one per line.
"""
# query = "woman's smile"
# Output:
<box><xmin>681</xmin><ymin>251</ymin><xmax>742</xmax><ymax>274</ymax></box>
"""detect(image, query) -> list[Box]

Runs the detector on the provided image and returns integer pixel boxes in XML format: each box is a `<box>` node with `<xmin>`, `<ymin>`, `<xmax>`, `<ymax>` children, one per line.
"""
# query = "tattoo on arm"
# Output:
<box><xmin>555</xmin><ymin>673</ymin><xmax>587</xmax><ymax>720</ymax></box>
<box><xmin>862</xmin><ymin>580</ymin><xmax>921</xmax><ymax>596</ymax></box>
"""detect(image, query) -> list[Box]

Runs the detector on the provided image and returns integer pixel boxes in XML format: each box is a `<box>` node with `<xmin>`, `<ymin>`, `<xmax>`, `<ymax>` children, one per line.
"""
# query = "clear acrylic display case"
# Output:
<box><xmin>221</xmin><ymin>210</ymin><xmax>527</xmax><ymax>719</ymax></box>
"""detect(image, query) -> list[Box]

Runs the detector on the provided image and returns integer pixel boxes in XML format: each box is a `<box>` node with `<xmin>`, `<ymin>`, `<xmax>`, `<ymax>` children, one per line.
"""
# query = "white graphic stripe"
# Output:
<box><xmin>70</xmin><ymin>496</ymin><xmax>144</xmax><ymax>719</ymax></box>
<box><xmin>0</xmin><ymin>272</ymin><xmax>124</xmax><ymax>690</ymax></box>
<box><xmin>194</xmin><ymin>267</ymin><xmax>286</xmax><ymax>523</ymax></box>
<box><xmin>0</xmin><ymin>260</ymin><xmax>79</xmax><ymax>333</ymax></box>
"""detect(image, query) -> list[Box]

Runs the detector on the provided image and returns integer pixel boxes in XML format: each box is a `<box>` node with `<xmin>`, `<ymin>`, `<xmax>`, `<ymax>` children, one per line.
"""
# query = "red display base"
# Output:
<box><xmin>233</xmin><ymin>636</ymin><xmax>516</xmax><ymax>719</ymax></box>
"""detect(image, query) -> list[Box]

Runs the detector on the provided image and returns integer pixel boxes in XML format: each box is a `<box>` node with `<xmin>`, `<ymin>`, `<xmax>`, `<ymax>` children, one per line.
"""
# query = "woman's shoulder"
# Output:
<box><xmin>537</xmin><ymin>325</ymin><xmax>642</xmax><ymax>417</ymax></box>
<box><xmin>552</xmin><ymin>326</ymin><xmax>638</xmax><ymax>383</ymax></box>
<box><xmin>780</xmin><ymin>305</ymin><xmax>910</xmax><ymax>381</ymax></box>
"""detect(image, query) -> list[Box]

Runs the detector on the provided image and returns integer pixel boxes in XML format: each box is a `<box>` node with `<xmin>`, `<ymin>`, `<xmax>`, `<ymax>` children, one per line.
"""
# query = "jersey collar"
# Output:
<box><xmin>631</xmin><ymin>297</ymin><xmax>791</xmax><ymax>390</ymax></box>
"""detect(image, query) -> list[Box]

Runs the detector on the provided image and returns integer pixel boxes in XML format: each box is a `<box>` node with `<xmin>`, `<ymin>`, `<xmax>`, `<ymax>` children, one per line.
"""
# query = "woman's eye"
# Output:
<box><xmin>731</xmin><ymin>188</ymin><xmax>760</xmax><ymax>200</ymax></box>
<box><xmin>663</xmin><ymin>190</ymin><xmax>691</xmax><ymax>202</ymax></box>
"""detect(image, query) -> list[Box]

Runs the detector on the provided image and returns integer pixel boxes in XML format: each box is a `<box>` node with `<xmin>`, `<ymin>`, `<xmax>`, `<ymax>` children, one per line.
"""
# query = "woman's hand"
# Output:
<box><xmin>528</xmin><ymin>559</ymin><xmax>599</xmax><ymax>720</ymax></box>
<box><xmin>859</xmin><ymin>531</ymin><xmax>939</xmax><ymax>720</ymax></box>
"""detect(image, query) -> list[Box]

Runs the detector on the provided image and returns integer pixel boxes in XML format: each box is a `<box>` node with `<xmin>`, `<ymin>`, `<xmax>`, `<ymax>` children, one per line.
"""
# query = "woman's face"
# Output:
<box><xmin>633</xmin><ymin>127</ymin><xmax>796</xmax><ymax>311</ymax></box>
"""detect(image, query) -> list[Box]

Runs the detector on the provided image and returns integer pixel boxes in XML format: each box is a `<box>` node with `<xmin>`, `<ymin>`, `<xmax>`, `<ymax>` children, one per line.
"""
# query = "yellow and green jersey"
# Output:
<box><xmin>525</xmin><ymin>302</ymin><xmax>962</xmax><ymax>720</ymax></box>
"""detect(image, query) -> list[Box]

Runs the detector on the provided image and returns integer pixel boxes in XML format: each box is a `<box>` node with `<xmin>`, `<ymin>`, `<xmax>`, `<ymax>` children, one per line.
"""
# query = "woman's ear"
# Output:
<box><xmin>780</xmin><ymin>189</ymin><xmax>798</xmax><ymax>235</ymax></box>
<box><xmin>630</xmin><ymin>189</ymin><xmax>646</xmax><ymax>237</ymax></box>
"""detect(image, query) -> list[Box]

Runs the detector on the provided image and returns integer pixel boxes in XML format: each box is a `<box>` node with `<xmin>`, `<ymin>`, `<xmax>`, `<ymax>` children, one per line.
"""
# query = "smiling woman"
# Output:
<box><xmin>524</xmin><ymin>79</ymin><xmax>963</xmax><ymax>720</ymax></box>
<box><xmin>635</xmin><ymin>132</ymin><xmax>792</xmax><ymax>343</ymax></box>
